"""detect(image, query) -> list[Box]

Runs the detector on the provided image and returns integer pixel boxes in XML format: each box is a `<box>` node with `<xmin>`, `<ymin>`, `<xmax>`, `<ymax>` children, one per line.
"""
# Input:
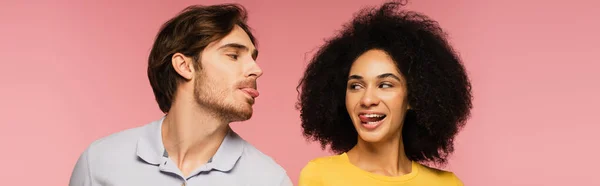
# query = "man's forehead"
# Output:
<box><xmin>215</xmin><ymin>26</ymin><xmax>256</xmax><ymax>50</ymax></box>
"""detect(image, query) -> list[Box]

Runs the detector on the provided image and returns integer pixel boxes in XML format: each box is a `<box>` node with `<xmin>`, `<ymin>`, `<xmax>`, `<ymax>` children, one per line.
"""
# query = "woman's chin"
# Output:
<box><xmin>357</xmin><ymin>131</ymin><xmax>387</xmax><ymax>143</ymax></box>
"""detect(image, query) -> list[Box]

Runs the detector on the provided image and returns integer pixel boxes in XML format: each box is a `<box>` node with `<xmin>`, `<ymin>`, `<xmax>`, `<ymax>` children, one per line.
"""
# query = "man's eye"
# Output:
<box><xmin>227</xmin><ymin>54</ymin><xmax>238</xmax><ymax>60</ymax></box>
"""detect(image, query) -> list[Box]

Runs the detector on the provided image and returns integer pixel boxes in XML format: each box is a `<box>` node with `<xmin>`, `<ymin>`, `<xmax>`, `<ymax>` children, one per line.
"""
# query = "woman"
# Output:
<box><xmin>296</xmin><ymin>1</ymin><xmax>473</xmax><ymax>185</ymax></box>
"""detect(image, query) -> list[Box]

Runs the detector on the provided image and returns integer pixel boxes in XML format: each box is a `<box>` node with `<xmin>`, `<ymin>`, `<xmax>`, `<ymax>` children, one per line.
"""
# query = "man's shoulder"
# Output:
<box><xmin>215</xmin><ymin>133</ymin><xmax>291</xmax><ymax>185</ymax></box>
<box><xmin>83</xmin><ymin>120</ymin><xmax>157</xmax><ymax>159</ymax></box>
<box><xmin>234</xmin><ymin>138</ymin><xmax>290</xmax><ymax>183</ymax></box>
<box><xmin>238</xmin><ymin>140</ymin><xmax>286</xmax><ymax>172</ymax></box>
<box><xmin>70</xmin><ymin>119</ymin><xmax>160</xmax><ymax>184</ymax></box>
<box><xmin>90</xmin><ymin>124</ymin><xmax>150</xmax><ymax>149</ymax></box>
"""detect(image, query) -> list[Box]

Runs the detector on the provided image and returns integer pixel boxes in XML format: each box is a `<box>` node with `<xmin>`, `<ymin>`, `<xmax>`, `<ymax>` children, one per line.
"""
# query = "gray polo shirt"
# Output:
<box><xmin>69</xmin><ymin>117</ymin><xmax>292</xmax><ymax>186</ymax></box>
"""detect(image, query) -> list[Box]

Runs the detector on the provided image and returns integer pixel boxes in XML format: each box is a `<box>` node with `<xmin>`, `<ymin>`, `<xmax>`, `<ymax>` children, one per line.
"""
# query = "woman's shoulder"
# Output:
<box><xmin>299</xmin><ymin>154</ymin><xmax>348</xmax><ymax>186</ymax></box>
<box><xmin>301</xmin><ymin>153</ymin><xmax>347</xmax><ymax>171</ymax></box>
<box><xmin>300</xmin><ymin>153</ymin><xmax>350</xmax><ymax>176</ymax></box>
<box><xmin>415</xmin><ymin>163</ymin><xmax>464</xmax><ymax>185</ymax></box>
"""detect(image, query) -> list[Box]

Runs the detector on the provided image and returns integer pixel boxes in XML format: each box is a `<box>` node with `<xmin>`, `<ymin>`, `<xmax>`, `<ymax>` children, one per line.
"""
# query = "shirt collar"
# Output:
<box><xmin>136</xmin><ymin>116</ymin><xmax>245</xmax><ymax>172</ymax></box>
<box><xmin>136</xmin><ymin>117</ymin><xmax>166</xmax><ymax>165</ymax></box>
<box><xmin>208</xmin><ymin>129</ymin><xmax>244</xmax><ymax>171</ymax></box>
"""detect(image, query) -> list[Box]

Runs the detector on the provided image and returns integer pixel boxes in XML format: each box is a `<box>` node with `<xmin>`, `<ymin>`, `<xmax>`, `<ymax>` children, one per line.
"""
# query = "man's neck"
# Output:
<box><xmin>347</xmin><ymin>132</ymin><xmax>412</xmax><ymax>177</ymax></box>
<box><xmin>161</xmin><ymin>100</ymin><xmax>230</xmax><ymax>177</ymax></box>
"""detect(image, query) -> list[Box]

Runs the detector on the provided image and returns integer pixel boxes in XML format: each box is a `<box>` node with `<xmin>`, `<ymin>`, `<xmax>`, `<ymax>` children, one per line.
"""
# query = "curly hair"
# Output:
<box><xmin>296</xmin><ymin>0</ymin><xmax>472</xmax><ymax>165</ymax></box>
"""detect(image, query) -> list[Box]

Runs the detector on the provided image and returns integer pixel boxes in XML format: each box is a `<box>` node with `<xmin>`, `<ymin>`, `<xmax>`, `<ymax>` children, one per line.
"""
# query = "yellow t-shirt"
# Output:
<box><xmin>298</xmin><ymin>153</ymin><xmax>463</xmax><ymax>186</ymax></box>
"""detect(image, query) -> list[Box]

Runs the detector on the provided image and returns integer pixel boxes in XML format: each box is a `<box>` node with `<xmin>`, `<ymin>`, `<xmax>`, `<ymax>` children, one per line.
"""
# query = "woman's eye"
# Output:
<box><xmin>380</xmin><ymin>83</ymin><xmax>392</xmax><ymax>88</ymax></box>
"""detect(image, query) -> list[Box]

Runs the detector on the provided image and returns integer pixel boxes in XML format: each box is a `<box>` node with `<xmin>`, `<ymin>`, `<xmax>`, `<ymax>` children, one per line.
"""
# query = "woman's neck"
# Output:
<box><xmin>346</xmin><ymin>134</ymin><xmax>412</xmax><ymax>177</ymax></box>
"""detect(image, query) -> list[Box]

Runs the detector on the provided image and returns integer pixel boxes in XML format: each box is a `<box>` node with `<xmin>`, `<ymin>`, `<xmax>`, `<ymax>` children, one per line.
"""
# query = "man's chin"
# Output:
<box><xmin>228</xmin><ymin>108</ymin><xmax>253</xmax><ymax>122</ymax></box>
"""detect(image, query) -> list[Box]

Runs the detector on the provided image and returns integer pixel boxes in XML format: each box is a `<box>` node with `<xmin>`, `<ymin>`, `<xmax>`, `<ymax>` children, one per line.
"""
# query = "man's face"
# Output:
<box><xmin>193</xmin><ymin>25</ymin><xmax>262</xmax><ymax>122</ymax></box>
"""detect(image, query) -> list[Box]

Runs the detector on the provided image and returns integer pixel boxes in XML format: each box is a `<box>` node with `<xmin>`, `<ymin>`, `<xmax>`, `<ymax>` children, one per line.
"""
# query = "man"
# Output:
<box><xmin>69</xmin><ymin>3</ymin><xmax>292</xmax><ymax>186</ymax></box>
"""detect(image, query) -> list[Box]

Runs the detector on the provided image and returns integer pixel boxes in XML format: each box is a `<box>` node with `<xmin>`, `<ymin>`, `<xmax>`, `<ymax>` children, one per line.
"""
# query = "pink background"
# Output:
<box><xmin>1</xmin><ymin>0</ymin><xmax>598</xmax><ymax>185</ymax></box>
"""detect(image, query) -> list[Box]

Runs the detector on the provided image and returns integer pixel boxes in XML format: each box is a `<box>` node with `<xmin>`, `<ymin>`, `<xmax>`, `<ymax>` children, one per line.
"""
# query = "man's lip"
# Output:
<box><xmin>240</xmin><ymin>88</ymin><xmax>259</xmax><ymax>98</ymax></box>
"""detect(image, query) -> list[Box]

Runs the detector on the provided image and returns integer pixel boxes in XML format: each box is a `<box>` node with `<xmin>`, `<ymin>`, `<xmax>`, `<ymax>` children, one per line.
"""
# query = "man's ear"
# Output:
<box><xmin>171</xmin><ymin>53</ymin><xmax>195</xmax><ymax>80</ymax></box>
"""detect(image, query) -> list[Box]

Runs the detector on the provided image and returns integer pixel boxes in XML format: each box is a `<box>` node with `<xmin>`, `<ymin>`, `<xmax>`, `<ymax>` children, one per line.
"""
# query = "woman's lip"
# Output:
<box><xmin>360</xmin><ymin>117</ymin><xmax>385</xmax><ymax>130</ymax></box>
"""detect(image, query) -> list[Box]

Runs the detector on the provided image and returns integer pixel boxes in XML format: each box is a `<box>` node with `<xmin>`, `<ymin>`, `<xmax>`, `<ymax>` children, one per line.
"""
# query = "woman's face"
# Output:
<box><xmin>345</xmin><ymin>49</ymin><xmax>410</xmax><ymax>143</ymax></box>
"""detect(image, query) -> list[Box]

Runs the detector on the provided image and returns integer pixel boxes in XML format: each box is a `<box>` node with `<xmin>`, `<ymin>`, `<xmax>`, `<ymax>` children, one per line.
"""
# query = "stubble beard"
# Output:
<box><xmin>193</xmin><ymin>72</ymin><xmax>253</xmax><ymax>123</ymax></box>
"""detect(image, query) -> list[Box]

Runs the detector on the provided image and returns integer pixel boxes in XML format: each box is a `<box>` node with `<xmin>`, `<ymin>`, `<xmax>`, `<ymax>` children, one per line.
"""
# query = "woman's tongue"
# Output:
<box><xmin>359</xmin><ymin>115</ymin><xmax>385</xmax><ymax>124</ymax></box>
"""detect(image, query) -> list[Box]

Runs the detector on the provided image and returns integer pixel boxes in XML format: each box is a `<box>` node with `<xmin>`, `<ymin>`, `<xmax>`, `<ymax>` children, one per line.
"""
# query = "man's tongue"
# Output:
<box><xmin>241</xmin><ymin>88</ymin><xmax>259</xmax><ymax>98</ymax></box>
<box><xmin>359</xmin><ymin>115</ymin><xmax>385</xmax><ymax>123</ymax></box>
